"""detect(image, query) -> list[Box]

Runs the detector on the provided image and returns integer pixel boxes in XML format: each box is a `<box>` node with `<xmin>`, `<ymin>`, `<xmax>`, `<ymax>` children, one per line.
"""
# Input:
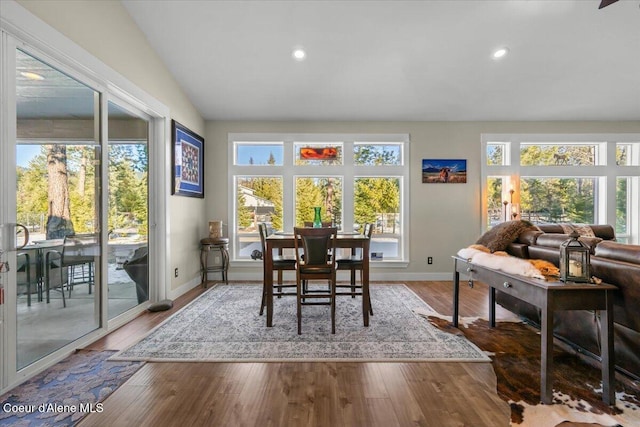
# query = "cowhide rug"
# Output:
<box><xmin>419</xmin><ymin>310</ymin><xmax>640</xmax><ymax>427</ymax></box>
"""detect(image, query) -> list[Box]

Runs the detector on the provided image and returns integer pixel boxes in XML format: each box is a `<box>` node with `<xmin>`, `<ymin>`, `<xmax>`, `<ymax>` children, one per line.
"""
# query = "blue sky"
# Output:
<box><xmin>16</xmin><ymin>145</ymin><xmax>41</xmax><ymax>167</ymax></box>
<box><xmin>237</xmin><ymin>144</ymin><xmax>283</xmax><ymax>165</ymax></box>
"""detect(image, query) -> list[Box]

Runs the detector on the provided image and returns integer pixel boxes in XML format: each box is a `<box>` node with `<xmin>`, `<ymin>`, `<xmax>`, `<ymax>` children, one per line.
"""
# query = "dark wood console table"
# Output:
<box><xmin>452</xmin><ymin>256</ymin><xmax>617</xmax><ymax>405</ymax></box>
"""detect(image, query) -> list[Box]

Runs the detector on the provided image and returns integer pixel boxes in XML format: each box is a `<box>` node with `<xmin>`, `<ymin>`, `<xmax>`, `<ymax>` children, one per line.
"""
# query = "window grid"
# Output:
<box><xmin>229</xmin><ymin>133</ymin><xmax>410</xmax><ymax>263</ymax></box>
<box><xmin>481</xmin><ymin>135</ymin><xmax>640</xmax><ymax>244</ymax></box>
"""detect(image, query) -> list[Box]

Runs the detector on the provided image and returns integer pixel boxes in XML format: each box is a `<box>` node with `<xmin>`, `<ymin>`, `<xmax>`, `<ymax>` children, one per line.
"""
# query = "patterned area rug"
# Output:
<box><xmin>0</xmin><ymin>350</ymin><xmax>144</xmax><ymax>427</ymax></box>
<box><xmin>111</xmin><ymin>283</ymin><xmax>490</xmax><ymax>362</ymax></box>
<box><xmin>425</xmin><ymin>313</ymin><xmax>640</xmax><ymax>427</ymax></box>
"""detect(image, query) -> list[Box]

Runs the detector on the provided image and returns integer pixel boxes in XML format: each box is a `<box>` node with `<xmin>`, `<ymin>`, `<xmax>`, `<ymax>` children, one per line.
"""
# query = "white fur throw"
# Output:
<box><xmin>457</xmin><ymin>248</ymin><xmax>545</xmax><ymax>280</ymax></box>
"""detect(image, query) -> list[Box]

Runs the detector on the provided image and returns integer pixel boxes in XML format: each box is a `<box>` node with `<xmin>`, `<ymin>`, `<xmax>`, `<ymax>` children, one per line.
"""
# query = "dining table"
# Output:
<box><xmin>264</xmin><ymin>231</ymin><xmax>371</xmax><ymax>328</ymax></box>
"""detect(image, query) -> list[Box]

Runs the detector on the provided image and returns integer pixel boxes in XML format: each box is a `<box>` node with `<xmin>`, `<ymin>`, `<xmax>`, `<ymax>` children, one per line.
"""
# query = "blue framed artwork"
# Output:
<box><xmin>422</xmin><ymin>159</ymin><xmax>467</xmax><ymax>183</ymax></box>
<box><xmin>172</xmin><ymin>120</ymin><xmax>205</xmax><ymax>197</ymax></box>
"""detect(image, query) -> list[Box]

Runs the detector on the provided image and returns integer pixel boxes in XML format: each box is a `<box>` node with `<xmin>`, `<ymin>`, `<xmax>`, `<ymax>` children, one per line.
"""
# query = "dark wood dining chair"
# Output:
<box><xmin>293</xmin><ymin>226</ymin><xmax>338</xmax><ymax>334</ymax></box>
<box><xmin>303</xmin><ymin>221</ymin><xmax>333</xmax><ymax>228</ymax></box>
<box><xmin>336</xmin><ymin>223</ymin><xmax>373</xmax><ymax>315</ymax></box>
<box><xmin>258</xmin><ymin>222</ymin><xmax>296</xmax><ymax>315</ymax></box>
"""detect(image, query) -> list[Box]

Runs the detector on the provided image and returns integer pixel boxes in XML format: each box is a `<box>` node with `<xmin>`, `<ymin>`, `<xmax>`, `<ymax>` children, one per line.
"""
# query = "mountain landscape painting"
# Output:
<box><xmin>422</xmin><ymin>159</ymin><xmax>467</xmax><ymax>183</ymax></box>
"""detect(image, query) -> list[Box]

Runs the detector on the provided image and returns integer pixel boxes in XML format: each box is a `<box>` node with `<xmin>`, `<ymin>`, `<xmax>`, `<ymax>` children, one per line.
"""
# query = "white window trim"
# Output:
<box><xmin>228</xmin><ymin>133</ymin><xmax>410</xmax><ymax>266</ymax></box>
<box><xmin>481</xmin><ymin>134</ymin><xmax>640</xmax><ymax>244</ymax></box>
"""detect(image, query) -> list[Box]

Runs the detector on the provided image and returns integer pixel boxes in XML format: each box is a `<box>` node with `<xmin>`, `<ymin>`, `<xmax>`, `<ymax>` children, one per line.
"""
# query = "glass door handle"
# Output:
<box><xmin>0</xmin><ymin>223</ymin><xmax>29</xmax><ymax>251</ymax></box>
<box><xmin>15</xmin><ymin>223</ymin><xmax>29</xmax><ymax>250</ymax></box>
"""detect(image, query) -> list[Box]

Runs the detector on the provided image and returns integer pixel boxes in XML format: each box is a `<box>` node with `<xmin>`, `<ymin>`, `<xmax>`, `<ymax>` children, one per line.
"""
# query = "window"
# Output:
<box><xmin>229</xmin><ymin>134</ymin><xmax>410</xmax><ymax>263</ymax></box>
<box><xmin>482</xmin><ymin>135</ymin><xmax>640</xmax><ymax>244</ymax></box>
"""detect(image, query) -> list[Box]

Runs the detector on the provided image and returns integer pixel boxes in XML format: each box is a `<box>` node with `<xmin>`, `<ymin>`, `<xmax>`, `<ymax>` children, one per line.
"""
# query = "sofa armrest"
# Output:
<box><xmin>594</xmin><ymin>241</ymin><xmax>640</xmax><ymax>264</ymax></box>
<box><xmin>517</xmin><ymin>229</ymin><xmax>542</xmax><ymax>245</ymax></box>
<box><xmin>506</xmin><ymin>242</ymin><xmax>529</xmax><ymax>258</ymax></box>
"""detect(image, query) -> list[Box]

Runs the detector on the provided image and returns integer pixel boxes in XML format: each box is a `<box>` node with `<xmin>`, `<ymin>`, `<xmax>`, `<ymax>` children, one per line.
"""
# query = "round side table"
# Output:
<box><xmin>200</xmin><ymin>237</ymin><xmax>229</xmax><ymax>287</ymax></box>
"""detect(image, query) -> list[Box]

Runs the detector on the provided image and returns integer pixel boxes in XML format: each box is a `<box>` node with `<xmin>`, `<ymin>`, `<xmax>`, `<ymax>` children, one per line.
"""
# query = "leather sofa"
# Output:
<box><xmin>500</xmin><ymin>224</ymin><xmax>640</xmax><ymax>379</ymax></box>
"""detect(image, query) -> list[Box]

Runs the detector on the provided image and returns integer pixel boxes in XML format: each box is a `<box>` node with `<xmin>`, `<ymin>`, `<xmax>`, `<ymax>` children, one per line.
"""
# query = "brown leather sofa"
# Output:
<box><xmin>500</xmin><ymin>224</ymin><xmax>640</xmax><ymax>379</ymax></box>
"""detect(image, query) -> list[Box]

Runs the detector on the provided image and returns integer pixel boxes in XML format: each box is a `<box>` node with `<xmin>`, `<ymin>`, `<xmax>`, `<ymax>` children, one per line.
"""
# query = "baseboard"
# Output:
<box><xmin>167</xmin><ymin>276</ymin><xmax>202</xmax><ymax>301</ymax></box>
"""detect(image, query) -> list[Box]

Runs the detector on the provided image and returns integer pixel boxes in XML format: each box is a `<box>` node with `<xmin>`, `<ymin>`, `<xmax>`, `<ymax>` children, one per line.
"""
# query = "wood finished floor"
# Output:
<box><xmin>80</xmin><ymin>281</ymin><xmax>512</xmax><ymax>426</ymax></box>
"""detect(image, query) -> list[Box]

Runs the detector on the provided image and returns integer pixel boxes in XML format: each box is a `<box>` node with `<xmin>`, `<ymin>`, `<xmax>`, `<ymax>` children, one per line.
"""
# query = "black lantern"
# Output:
<box><xmin>559</xmin><ymin>231</ymin><xmax>591</xmax><ymax>283</ymax></box>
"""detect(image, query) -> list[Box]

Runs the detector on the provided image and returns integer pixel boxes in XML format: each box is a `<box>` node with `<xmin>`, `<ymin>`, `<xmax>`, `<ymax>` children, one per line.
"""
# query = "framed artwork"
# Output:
<box><xmin>172</xmin><ymin>120</ymin><xmax>205</xmax><ymax>197</ymax></box>
<box><xmin>299</xmin><ymin>146</ymin><xmax>339</xmax><ymax>160</ymax></box>
<box><xmin>422</xmin><ymin>159</ymin><xmax>467</xmax><ymax>183</ymax></box>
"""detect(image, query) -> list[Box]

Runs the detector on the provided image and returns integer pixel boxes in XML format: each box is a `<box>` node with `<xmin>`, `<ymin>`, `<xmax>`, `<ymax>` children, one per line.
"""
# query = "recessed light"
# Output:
<box><xmin>492</xmin><ymin>48</ymin><xmax>509</xmax><ymax>60</ymax></box>
<box><xmin>20</xmin><ymin>71</ymin><xmax>45</xmax><ymax>80</ymax></box>
<box><xmin>292</xmin><ymin>48</ymin><xmax>306</xmax><ymax>61</ymax></box>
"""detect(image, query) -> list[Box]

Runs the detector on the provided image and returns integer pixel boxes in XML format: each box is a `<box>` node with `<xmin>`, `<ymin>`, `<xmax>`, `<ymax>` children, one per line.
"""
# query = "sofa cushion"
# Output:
<box><xmin>535</xmin><ymin>233</ymin><xmax>602</xmax><ymax>253</ymax></box>
<box><xmin>537</xmin><ymin>223</ymin><xmax>616</xmax><ymax>241</ymax></box>
<box><xmin>594</xmin><ymin>241</ymin><xmax>640</xmax><ymax>264</ymax></box>
<box><xmin>475</xmin><ymin>220</ymin><xmax>537</xmax><ymax>252</ymax></box>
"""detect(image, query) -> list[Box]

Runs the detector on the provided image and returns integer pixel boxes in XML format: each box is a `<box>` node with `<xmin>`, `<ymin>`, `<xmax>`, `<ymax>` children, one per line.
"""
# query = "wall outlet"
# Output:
<box><xmin>174</xmin><ymin>267</ymin><xmax>179</xmax><ymax>278</ymax></box>
<box><xmin>427</xmin><ymin>257</ymin><xmax>433</xmax><ymax>265</ymax></box>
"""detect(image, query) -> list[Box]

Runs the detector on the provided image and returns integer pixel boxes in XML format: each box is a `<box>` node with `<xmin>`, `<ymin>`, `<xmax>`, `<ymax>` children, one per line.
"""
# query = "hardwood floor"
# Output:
<box><xmin>80</xmin><ymin>281</ymin><xmax>512</xmax><ymax>426</ymax></box>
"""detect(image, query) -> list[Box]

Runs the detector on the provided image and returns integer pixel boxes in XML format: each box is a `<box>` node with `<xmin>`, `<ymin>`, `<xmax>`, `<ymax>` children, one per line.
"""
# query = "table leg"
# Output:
<box><xmin>541</xmin><ymin>297</ymin><xmax>554</xmax><ymax>404</ymax></box>
<box><xmin>200</xmin><ymin>245</ymin><xmax>208</xmax><ymax>288</ymax></box>
<box><xmin>601</xmin><ymin>290</ymin><xmax>615</xmax><ymax>405</ymax></box>
<box><xmin>453</xmin><ymin>263</ymin><xmax>460</xmax><ymax>328</ymax></box>
<box><xmin>362</xmin><ymin>239</ymin><xmax>370</xmax><ymax>327</ymax></box>
<box><xmin>265</xmin><ymin>242</ymin><xmax>274</xmax><ymax>327</ymax></box>
<box><xmin>221</xmin><ymin>244</ymin><xmax>229</xmax><ymax>285</ymax></box>
<box><xmin>489</xmin><ymin>287</ymin><xmax>496</xmax><ymax>328</ymax></box>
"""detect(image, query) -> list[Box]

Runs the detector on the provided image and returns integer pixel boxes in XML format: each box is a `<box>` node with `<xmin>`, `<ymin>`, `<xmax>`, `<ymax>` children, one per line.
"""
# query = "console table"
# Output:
<box><xmin>200</xmin><ymin>237</ymin><xmax>229</xmax><ymax>287</ymax></box>
<box><xmin>452</xmin><ymin>256</ymin><xmax>617</xmax><ymax>405</ymax></box>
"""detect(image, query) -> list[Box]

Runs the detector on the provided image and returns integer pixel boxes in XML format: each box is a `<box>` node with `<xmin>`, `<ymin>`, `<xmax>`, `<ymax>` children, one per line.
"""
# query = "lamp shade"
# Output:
<box><xmin>559</xmin><ymin>231</ymin><xmax>591</xmax><ymax>283</ymax></box>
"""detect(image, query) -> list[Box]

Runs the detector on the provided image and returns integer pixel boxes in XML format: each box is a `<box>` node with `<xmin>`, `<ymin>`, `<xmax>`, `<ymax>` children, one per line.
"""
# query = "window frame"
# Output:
<box><xmin>228</xmin><ymin>133</ymin><xmax>410</xmax><ymax>265</ymax></box>
<box><xmin>481</xmin><ymin>134</ymin><xmax>640</xmax><ymax>244</ymax></box>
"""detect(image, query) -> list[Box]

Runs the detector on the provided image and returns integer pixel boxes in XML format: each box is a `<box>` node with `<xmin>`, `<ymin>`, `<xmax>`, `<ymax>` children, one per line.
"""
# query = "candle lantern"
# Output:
<box><xmin>559</xmin><ymin>231</ymin><xmax>591</xmax><ymax>283</ymax></box>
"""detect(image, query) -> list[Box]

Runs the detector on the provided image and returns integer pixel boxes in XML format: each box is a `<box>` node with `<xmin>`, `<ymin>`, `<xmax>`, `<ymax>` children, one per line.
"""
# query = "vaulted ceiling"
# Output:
<box><xmin>36</xmin><ymin>1</ymin><xmax>640</xmax><ymax>122</ymax></box>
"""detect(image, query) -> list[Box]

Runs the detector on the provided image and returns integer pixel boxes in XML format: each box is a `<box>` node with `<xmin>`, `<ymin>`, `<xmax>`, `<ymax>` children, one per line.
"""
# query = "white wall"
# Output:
<box><xmin>16</xmin><ymin>0</ymin><xmax>207</xmax><ymax>291</ymax></box>
<box><xmin>207</xmin><ymin>120</ymin><xmax>640</xmax><ymax>281</ymax></box>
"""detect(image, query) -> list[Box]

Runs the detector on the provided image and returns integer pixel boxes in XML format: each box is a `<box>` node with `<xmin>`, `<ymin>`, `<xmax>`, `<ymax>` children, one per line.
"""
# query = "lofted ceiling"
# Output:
<box><xmin>121</xmin><ymin>0</ymin><xmax>640</xmax><ymax>122</ymax></box>
<box><xmin>23</xmin><ymin>0</ymin><xmax>640</xmax><ymax>122</ymax></box>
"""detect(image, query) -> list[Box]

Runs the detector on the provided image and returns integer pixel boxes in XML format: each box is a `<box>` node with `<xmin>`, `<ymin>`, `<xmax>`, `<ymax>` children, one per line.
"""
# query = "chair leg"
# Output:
<box><xmin>350</xmin><ymin>268</ymin><xmax>356</xmax><ymax>297</ymax></box>
<box><xmin>68</xmin><ymin>266</ymin><xmax>73</xmax><ymax>298</ymax></box>
<box><xmin>259</xmin><ymin>279</ymin><xmax>267</xmax><ymax>316</ymax></box>
<box><xmin>331</xmin><ymin>280</ymin><xmax>336</xmax><ymax>334</ymax></box>
<box><xmin>297</xmin><ymin>279</ymin><xmax>302</xmax><ymax>335</ymax></box>
<box><xmin>88</xmin><ymin>263</ymin><xmax>93</xmax><ymax>295</ymax></box>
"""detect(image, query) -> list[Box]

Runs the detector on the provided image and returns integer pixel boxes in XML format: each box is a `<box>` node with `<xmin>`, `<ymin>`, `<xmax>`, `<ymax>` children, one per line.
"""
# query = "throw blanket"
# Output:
<box><xmin>457</xmin><ymin>247</ymin><xmax>545</xmax><ymax>280</ymax></box>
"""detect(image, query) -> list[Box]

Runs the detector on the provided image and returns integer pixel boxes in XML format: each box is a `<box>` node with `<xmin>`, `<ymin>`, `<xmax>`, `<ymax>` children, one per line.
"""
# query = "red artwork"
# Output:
<box><xmin>300</xmin><ymin>147</ymin><xmax>338</xmax><ymax>160</ymax></box>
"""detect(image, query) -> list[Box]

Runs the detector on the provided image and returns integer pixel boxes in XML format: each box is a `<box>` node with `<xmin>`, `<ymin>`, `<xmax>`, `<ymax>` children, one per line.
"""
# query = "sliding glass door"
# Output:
<box><xmin>107</xmin><ymin>101</ymin><xmax>150</xmax><ymax>319</ymax></box>
<box><xmin>14</xmin><ymin>49</ymin><xmax>102</xmax><ymax>370</ymax></box>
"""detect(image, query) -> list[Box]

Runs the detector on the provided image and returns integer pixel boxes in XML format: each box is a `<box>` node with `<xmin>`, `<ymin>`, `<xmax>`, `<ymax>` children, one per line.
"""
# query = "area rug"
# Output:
<box><xmin>111</xmin><ymin>283</ymin><xmax>490</xmax><ymax>362</ymax></box>
<box><xmin>424</xmin><ymin>313</ymin><xmax>640</xmax><ymax>427</ymax></box>
<box><xmin>0</xmin><ymin>349</ymin><xmax>144</xmax><ymax>427</ymax></box>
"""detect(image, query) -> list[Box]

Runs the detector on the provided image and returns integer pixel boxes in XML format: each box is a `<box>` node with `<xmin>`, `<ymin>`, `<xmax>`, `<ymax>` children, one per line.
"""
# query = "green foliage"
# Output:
<box><xmin>108</xmin><ymin>144</ymin><xmax>148</xmax><ymax>236</ymax></box>
<box><xmin>236</xmin><ymin>189</ymin><xmax>253</xmax><ymax>228</ymax></box>
<box><xmin>295</xmin><ymin>178</ymin><xmax>325</xmax><ymax>225</ymax></box>
<box><xmin>521</xmin><ymin>177</ymin><xmax>594</xmax><ymax>223</ymax></box>
<box><xmin>616</xmin><ymin>178</ymin><xmax>628</xmax><ymax>233</ymax></box>
<box><xmin>354</xmin><ymin>145</ymin><xmax>399</xmax><ymax>165</ymax></box>
<box><xmin>16</xmin><ymin>150</ymin><xmax>48</xmax><ymax>229</ymax></box>
<box><xmin>354</xmin><ymin>178</ymin><xmax>399</xmax><ymax>231</ymax></box>
<box><xmin>16</xmin><ymin>143</ymin><xmax>149</xmax><ymax>239</ymax></box>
